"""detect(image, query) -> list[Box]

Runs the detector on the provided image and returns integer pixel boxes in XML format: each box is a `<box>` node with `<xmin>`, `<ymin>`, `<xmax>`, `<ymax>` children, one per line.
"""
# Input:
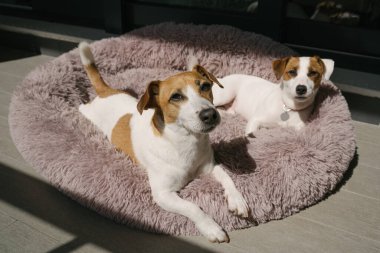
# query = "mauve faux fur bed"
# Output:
<box><xmin>8</xmin><ymin>23</ymin><xmax>356</xmax><ymax>235</ymax></box>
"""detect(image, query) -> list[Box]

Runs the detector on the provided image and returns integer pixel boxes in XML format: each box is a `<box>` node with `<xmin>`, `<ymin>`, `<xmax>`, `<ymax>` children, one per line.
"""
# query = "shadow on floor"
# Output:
<box><xmin>0</xmin><ymin>46</ymin><xmax>38</xmax><ymax>63</ymax></box>
<box><xmin>342</xmin><ymin>92</ymin><xmax>380</xmax><ymax>125</ymax></box>
<box><xmin>328</xmin><ymin>148</ymin><xmax>358</xmax><ymax>197</ymax></box>
<box><xmin>0</xmin><ymin>162</ymin><xmax>216</xmax><ymax>253</ymax></box>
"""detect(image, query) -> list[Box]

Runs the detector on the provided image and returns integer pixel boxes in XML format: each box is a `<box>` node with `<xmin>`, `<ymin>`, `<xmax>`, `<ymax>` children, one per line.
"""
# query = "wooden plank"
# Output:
<box><xmin>0</xmin><ymin>115</ymin><xmax>42</xmax><ymax>179</ymax></box>
<box><xmin>0</xmin><ymin>45</ymin><xmax>37</xmax><ymax>62</ymax></box>
<box><xmin>342</xmin><ymin>164</ymin><xmax>380</xmax><ymax>200</ymax></box>
<box><xmin>225</xmin><ymin>215</ymin><xmax>380</xmax><ymax>253</ymax></box>
<box><xmin>0</xmin><ymin>152</ymin><xmax>41</xmax><ymax>180</ymax></box>
<box><xmin>0</xmin><ymin>211</ymin><xmax>15</xmax><ymax>231</ymax></box>
<box><xmin>0</xmin><ymin>55</ymin><xmax>54</xmax><ymax>78</ymax></box>
<box><xmin>298</xmin><ymin>191</ymin><xmax>380</xmax><ymax>242</ymax></box>
<box><xmin>357</xmin><ymin>139</ymin><xmax>380</xmax><ymax>170</ymax></box>
<box><xmin>68</xmin><ymin>243</ymin><xmax>112</xmax><ymax>253</ymax></box>
<box><xmin>0</xmin><ymin>221</ymin><xmax>60</xmax><ymax>253</ymax></box>
<box><xmin>0</xmin><ymin>200</ymin><xmax>74</xmax><ymax>244</ymax></box>
<box><xmin>0</xmin><ymin>90</ymin><xmax>11</xmax><ymax>118</ymax></box>
<box><xmin>0</xmin><ymin>113</ymin><xmax>11</xmax><ymax>136</ymax></box>
<box><xmin>353</xmin><ymin>121</ymin><xmax>380</xmax><ymax>146</ymax></box>
<box><xmin>0</xmin><ymin>71</ymin><xmax>22</xmax><ymax>95</ymax></box>
<box><xmin>0</xmin><ymin>130</ymin><xmax>23</xmax><ymax>161</ymax></box>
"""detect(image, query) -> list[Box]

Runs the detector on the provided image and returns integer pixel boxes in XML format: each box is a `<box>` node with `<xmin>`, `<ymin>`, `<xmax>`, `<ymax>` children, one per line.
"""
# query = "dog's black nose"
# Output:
<box><xmin>296</xmin><ymin>85</ymin><xmax>307</xmax><ymax>95</ymax></box>
<box><xmin>199</xmin><ymin>108</ymin><xmax>219</xmax><ymax>125</ymax></box>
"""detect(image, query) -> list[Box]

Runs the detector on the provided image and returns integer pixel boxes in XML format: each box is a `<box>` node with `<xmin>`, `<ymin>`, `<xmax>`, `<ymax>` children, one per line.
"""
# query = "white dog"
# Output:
<box><xmin>212</xmin><ymin>56</ymin><xmax>334</xmax><ymax>135</ymax></box>
<box><xmin>78</xmin><ymin>42</ymin><xmax>249</xmax><ymax>243</ymax></box>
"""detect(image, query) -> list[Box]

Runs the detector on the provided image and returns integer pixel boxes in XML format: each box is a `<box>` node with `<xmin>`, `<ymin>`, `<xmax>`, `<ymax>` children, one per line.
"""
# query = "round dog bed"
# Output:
<box><xmin>9</xmin><ymin>23</ymin><xmax>356</xmax><ymax>235</ymax></box>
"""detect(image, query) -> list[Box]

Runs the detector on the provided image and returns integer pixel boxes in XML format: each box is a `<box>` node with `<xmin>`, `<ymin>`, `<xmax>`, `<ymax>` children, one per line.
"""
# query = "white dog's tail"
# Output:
<box><xmin>79</xmin><ymin>42</ymin><xmax>95</xmax><ymax>66</ymax></box>
<box><xmin>187</xmin><ymin>54</ymin><xmax>199</xmax><ymax>71</ymax></box>
<box><xmin>79</xmin><ymin>42</ymin><xmax>119</xmax><ymax>97</ymax></box>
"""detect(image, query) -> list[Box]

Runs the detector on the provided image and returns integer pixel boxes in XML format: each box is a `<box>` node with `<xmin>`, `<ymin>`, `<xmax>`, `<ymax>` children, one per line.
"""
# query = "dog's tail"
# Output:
<box><xmin>187</xmin><ymin>54</ymin><xmax>199</xmax><ymax>71</ymax></box>
<box><xmin>79</xmin><ymin>42</ymin><xmax>118</xmax><ymax>97</ymax></box>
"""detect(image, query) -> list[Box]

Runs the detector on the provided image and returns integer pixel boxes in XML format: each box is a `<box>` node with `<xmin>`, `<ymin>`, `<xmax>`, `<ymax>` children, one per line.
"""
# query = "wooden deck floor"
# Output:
<box><xmin>0</xmin><ymin>53</ymin><xmax>379</xmax><ymax>253</ymax></box>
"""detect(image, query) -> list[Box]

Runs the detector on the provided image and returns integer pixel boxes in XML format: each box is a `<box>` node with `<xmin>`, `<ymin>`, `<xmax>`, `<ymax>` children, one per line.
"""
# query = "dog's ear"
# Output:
<box><xmin>192</xmin><ymin>65</ymin><xmax>224</xmax><ymax>88</ymax></box>
<box><xmin>321</xmin><ymin>58</ymin><xmax>334</xmax><ymax>80</ymax></box>
<box><xmin>272</xmin><ymin>57</ymin><xmax>291</xmax><ymax>80</ymax></box>
<box><xmin>137</xmin><ymin>80</ymin><xmax>160</xmax><ymax>115</ymax></box>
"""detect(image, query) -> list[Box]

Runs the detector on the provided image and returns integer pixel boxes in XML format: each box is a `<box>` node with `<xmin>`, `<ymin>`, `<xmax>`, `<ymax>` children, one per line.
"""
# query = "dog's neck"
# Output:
<box><xmin>282</xmin><ymin>95</ymin><xmax>314</xmax><ymax>111</ymax></box>
<box><xmin>280</xmin><ymin>87</ymin><xmax>316</xmax><ymax>111</ymax></box>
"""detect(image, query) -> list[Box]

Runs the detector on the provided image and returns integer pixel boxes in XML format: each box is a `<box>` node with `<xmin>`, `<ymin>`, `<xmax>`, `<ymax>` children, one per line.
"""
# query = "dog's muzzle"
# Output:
<box><xmin>199</xmin><ymin>108</ymin><xmax>220</xmax><ymax>129</ymax></box>
<box><xmin>296</xmin><ymin>85</ymin><xmax>307</xmax><ymax>95</ymax></box>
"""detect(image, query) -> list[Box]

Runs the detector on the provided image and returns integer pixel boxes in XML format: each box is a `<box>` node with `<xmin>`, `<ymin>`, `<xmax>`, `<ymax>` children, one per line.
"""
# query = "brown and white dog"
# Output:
<box><xmin>212</xmin><ymin>56</ymin><xmax>334</xmax><ymax>135</ymax></box>
<box><xmin>78</xmin><ymin>42</ymin><xmax>249</xmax><ymax>243</ymax></box>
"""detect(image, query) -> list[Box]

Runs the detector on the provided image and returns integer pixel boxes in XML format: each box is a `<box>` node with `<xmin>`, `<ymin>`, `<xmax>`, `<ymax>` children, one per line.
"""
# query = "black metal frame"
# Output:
<box><xmin>105</xmin><ymin>0</ymin><xmax>126</xmax><ymax>34</ymax></box>
<box><xmin>106</xmin><ymin>0</ymin><xmax>379</xmax><ymax>73</ymax></box>
<box><xmin>1</xmin><ymin>0</ymin><xmax>379</xmax><ymax>74</ymax></box>
<box><xmin>119</xmin><ymin>0</ymin><xmax>286</xmax><ymax>41</ymax></box>
<box><xmin>0</xmin><ymin>0</ymin><xmax>103</xmax><ymax>28</ymax></box>
<box><xmin>285</xmin><ymin>17</ymin><xmax>380</xmax><ymax>57</ymax></box>
<box><xmin>284</xmin><ymin>17</ymin><xmax>380</xmax><ymax>73</ymax></box>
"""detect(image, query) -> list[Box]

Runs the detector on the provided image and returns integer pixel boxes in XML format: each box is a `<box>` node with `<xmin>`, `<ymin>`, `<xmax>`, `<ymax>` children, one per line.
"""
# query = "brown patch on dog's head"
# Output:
<box><xmin>137</xmin><ymin>65</ymin><xmax>221</xmax><ymax>126</ymax></box>
<box><xmin>273</xmin><ymin>56</ymin><xmax>290</xmax><ymax>80</ymax></box>
<box><xmin>273</xmin><ymin>56</ymin><xmax>300</xmax><ymax>81</ymax></box>
<box><xmin>308</xmin><ymin>56</ymin><xmax>326</xmax><ymax>89</ymax></box>
<box><xmin>137</xmin><ymin>80</ymin><xmax>160</xmax><ymax>114</ymax></box>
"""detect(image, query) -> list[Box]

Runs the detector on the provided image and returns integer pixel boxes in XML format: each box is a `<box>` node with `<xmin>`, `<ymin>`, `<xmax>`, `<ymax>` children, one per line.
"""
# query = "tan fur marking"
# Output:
<box><xmin>272</xmin><ymin>56</ymin><xmax>291</xmax><ymax>80</ymax></box>
<box><xmin>111</xmin><ymin>114</ymin><xmax>137</xmax><ymax>163</ymax></box>
<box><xmin>282</xmin><ymin>57</ymin><xmax>300</xmax><ymax>81</ymax></box>
<box><xmin>308</xmin><ymin>56</ymin><xmax>325</xmax><ymax>89</ymax></box>
<box><xmin>84</xmin><ymin>64</ymin><xmax>122</xmax><ymax>98</ymax></box>
<box><xmin>151</xmin><ymin>110</ymin><xmax>163</xmax><ymax>136</ymax></box>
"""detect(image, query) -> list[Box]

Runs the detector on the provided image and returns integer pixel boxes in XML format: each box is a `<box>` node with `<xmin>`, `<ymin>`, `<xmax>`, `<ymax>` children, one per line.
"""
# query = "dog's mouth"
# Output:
<box><xmin>294</xmin><ymin>96</ymin><xmax>309</xmax><ymax>101</ymax></box>
<box><xmin>182</xmin><ymin>121</ymin><xmax>219</xmax><ymax>135</ymax></box>
<box><xmin>200</xmin><ymin>124</ymin><xmax>217</xmax><ymax>133</ymax></box>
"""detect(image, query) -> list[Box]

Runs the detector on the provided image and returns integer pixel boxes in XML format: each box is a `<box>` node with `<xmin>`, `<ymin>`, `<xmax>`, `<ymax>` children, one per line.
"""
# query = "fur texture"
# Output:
<box><xmin>8</xmin><ymin>23</ymin><xmax>356</xmax><ymax>236</ymax></box>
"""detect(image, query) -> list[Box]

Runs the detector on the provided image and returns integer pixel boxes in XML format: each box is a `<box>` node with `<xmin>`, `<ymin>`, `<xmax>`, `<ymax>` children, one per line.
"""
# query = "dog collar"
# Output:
<box><xmin>280</xmin><ymin>104</ymin><xmax>292</xmax><ymax>121</ymax></box>
<box><xmin>283</xmin><ymin>102</ymin><xmax>313</xmax><ymax>112</ymax></box>
<box><xmin>281</xmin><ymin>103</ymin><xmax>313</xmax><ymax>121</ymax></box>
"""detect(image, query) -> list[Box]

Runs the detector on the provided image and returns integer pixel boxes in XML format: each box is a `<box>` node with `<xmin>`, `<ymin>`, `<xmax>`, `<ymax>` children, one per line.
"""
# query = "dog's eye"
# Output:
<box><xmin>308</xmin><ymin>71</ymin><xmax>319</xmax><ymax>77</ymax></box>
<box><xmin>288</xmin><ymin>69</ymin><xmax>297</xmax><ymax>76</ymax></box>
<box><xmin>200</xmin><ymin>83</ymin><xmax>212</xmax><ymax>92</ymax></box>
<box><xmin>170</xmin><ymin>93</ymin><xmax>183</xmax><ymax>101</ymax></box>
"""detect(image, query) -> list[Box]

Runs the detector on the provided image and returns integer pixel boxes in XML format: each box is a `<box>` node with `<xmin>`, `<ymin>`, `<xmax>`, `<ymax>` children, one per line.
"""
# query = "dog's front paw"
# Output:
<box><xmin>226</xmin><ymin>191</ymin><xmax>249</xmax><ymax>218</ymax></box>
<box><xmin>196</xmin><ymin>219</ymin><xmax>229</xmax><ymax>243</ymax></box>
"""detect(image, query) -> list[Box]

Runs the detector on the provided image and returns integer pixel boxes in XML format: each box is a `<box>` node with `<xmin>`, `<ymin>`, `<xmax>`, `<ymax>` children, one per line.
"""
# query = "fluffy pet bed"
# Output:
<box><xmin>9</xmin><ymin>23</ymin><xmax>356</xmax><ymax>235</ymax></box>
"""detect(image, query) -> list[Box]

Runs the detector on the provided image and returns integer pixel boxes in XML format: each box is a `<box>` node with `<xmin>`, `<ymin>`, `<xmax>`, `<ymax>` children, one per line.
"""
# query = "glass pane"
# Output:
<box><xmin>133</xmin><ymin>0</ymin><xmax>260</xmax><ymax>15</ymax></box>
<box><xmin>0</xmin><ymin>0</ymin><xmax>31</xmax><ymax>7</ymax></box>
<box><xmin>287</xmin><ymin>0</ymin><xmax>380</xmax><ymax>29</ymax></box>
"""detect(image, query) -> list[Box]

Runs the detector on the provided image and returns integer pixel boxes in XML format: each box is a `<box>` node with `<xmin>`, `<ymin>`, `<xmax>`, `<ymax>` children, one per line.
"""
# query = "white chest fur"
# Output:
<box><xmin>131</xmin><ymin>117</ymin><xmax>213</xmax><ymax>191</ymax></box>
